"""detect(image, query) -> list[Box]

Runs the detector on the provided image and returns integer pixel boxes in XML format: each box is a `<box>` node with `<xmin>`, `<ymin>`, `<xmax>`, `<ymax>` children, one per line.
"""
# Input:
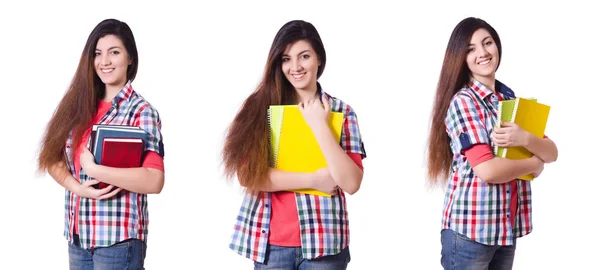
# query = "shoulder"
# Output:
<box><xmin>324</xmin><ymin>92</ymin><xmax>358</xmax><ymax>118</ymax></box>
<box><xmin>452</xmin><ymin>86</ymin><xmax>479</xmax><ymax>104</ymax></box>
<box><xmin>448</xmin><ymin>86</ymin><xmax>482</xmax><ymax>114</ymax></box>
<box><xmin>124</xmin><ymin>90</ymin><xmax>161</xmax><ymax>117</ymax></box>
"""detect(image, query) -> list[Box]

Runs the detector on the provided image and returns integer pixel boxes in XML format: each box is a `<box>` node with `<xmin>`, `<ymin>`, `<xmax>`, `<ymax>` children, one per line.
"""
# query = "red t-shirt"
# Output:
<box><xmin>73</xmin><ymin>100</ymin><xmax>164</xmax><ymax>234</ymax></box>
<box><xmin>268</xmin><ymin>153</ymin><xmax>364</xmax><ymax>246</ymax></box>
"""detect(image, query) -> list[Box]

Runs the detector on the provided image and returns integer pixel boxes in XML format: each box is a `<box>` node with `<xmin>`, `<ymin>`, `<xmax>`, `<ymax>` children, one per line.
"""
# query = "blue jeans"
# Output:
<box><xmin>441</xmin><ymin>229</ymin><xmax>516</xmax><ymax>270</ymax></box>
<box><xmin>254</xmin><ymin>245</ymin><xmax>350</xmax><ymax>270</ymax></box>
<box><xmin>68</xmin><ymin>235</ymin><xmax>146</xmax><ymax>270</ymax></box>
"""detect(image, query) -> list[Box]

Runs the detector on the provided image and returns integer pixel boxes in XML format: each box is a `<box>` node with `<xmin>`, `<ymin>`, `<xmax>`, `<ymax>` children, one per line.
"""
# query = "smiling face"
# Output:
<box><xmin>281</xmin><ymin>39</ymin><xmax>320</xmax><ymax>92</ymax></box>
<box><xmin>94</xmin><ymin>34</ymin><xmax>131</xmax><ymax>88</ymax></box>
<box><xmin>465</xmin><ymin>28</ymin><xmax>499</xmax><ymax>83</ymax></box>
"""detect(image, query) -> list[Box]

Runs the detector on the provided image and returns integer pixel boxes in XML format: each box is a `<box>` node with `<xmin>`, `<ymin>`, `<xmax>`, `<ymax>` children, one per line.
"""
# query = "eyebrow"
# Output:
<box><xmin>95</xmin><ymin>46</ymin><xmax>122</xmax><ymax>51</ymax></box>
<box><xmin>282</xmin><ymin>49</ymin><xmax>311</xmax><ymax>57</ymax></box>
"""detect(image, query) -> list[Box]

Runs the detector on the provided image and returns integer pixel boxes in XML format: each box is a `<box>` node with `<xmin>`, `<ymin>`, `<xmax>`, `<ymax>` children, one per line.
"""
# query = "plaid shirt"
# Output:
<box><xmin>63</xmin><ymin>81</ymin><xmax>164</xmax><ymax>249</ymax></box>
<box><xmin>442</xmin><ymin>78</ymin><xmax>532</xmax><ymax>246</ymax></box>
<box><xmin>229</xmin><ymin>90</ymin><xmax>367</xmax><ymax>263</ymax></box>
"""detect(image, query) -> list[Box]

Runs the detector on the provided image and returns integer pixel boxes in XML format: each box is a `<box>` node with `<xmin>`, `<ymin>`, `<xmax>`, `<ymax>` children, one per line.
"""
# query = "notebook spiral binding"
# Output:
<box><xmin>267</xmin><ymin>107</ymin><xmax>275</xmax><ymax>167</ymax></box>
<box><xmin>494</xmin><ymin>101</ymin><xmax>504</xmax><ymax>156</ymax></box>
<box><xmin>267</xmin><ymin>105</ymin><xmax>286</xmax><ymax>168</ymax></box>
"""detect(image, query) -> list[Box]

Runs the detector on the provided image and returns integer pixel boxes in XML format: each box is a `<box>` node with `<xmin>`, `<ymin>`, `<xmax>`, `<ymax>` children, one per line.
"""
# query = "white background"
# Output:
<box><xmin>1</xmin><ymin>0</ymin><xmax>598</xmax><ymax>269</ymax></box>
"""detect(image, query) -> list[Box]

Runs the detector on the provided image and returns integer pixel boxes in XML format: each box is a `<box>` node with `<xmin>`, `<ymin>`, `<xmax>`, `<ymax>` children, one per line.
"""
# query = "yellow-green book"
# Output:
<box><xmin>495</xmin><ymin>97</ymin><xmax>550</xmax><ymax>180</ymax></box>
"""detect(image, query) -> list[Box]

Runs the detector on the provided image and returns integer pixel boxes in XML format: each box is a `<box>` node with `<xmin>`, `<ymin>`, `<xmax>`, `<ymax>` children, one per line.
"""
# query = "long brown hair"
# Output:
<box><xmin>222</xmin><ymin>20</ymin><xmax>327</xmax><ymax>191</ymax></box>
<box><xmin>427</xmin><ymin>17</ymin><xmax>502</xmax><ymax>186</ymax></box>
<box><xmin>37</xmin><ymin>19</ymin><xmax>138</xmax><ymax>172</ymax></box>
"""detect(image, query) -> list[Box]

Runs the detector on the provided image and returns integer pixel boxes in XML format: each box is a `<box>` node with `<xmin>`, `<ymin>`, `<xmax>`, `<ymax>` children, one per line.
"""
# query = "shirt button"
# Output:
<box><xmin>265</xmin><ymin>204</ymin><xmax>269</xmax><ymax>208</ymax></box>
<box><xmin>507</xmin><ymin>214</ymin><xmax>510</xmax><ymax>218</ymax></box>
<box><xmin>261</xmin><ymin>230</ymin><xmax>266</xmax><ymax>233</ymax></box>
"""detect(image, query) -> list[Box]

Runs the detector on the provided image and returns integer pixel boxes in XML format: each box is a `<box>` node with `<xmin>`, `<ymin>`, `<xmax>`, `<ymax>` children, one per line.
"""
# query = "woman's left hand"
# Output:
<box><xmin>492</xmin><ymin>121</ymin><xmax>531</xmax><ymax>147</ymax></box>
<box><xmin>299</xmin><ymin>94</ymin><xmax>331</xmax><ymax>132</ymax></box>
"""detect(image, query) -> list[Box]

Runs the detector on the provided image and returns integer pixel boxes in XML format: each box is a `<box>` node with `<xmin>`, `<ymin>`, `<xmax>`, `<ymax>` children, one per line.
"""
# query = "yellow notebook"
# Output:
<box><xmin>496</xmin><ymin>97</ymin><xmax>550</xmax><ymax>180</ymax></box>
<box><xmin>268</xmin><ymin>105</ymin><xmax>344</xmax><ymax>197</ymax></box>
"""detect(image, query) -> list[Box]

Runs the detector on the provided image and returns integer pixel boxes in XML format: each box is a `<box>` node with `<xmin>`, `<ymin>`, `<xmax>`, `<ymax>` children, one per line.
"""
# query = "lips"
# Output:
<box><xmin>291</xmin><ymin>73</ymin><xmax>306</xmax><ymax>80</ymax></box>
<box><xmin>100</xmin><ymin>68</ymin><xmax>115</xmax><ymax>74</ymax></box>
<box><xmin>477</xmin><ymin>58</ymin><xmax>491</xmax><ymax>65</ymax></box>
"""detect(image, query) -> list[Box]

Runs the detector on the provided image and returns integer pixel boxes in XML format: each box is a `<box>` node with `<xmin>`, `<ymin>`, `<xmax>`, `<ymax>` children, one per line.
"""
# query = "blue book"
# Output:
<box><xmin>90</xmin><ymin>125</ymin><xmax>148</xmax><ymax>164</ymax></box>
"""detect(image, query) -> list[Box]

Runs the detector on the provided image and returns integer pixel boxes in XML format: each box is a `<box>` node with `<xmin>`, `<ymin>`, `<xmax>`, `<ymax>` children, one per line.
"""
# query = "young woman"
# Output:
<box><xmin>37</xmin><ymin>19</ymin><xmax>165</xmax><ymax>269</ymax></box>
<box><xmin>222</xmin><ymin>20</ymin><xmax>367</xmax><ymax>270</ymax></box>
<box><xmin>427</xmin><ymin>17</ymin><xmax>558</xmax><ymax>269</ymax></box>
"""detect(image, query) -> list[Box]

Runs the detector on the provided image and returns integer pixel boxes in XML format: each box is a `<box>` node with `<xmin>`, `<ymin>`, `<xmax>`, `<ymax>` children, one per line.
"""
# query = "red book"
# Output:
<box><xmin>95</xmin><ymin>137</ymin><xmax>143</xmax><ymax>189</ymax></box>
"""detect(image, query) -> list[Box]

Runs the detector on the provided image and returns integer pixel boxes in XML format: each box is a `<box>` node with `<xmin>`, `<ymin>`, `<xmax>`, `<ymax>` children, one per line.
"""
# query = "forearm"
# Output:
<box><xmin>473</xmin><ymin>157</ymin><xmax>540</xmax><ymax>184</ymax></box>
<box><xmin>248</xmin><ymin>169</ymin><xmax>314</xmax><ymax>192</ymax></box>
<box><xmin>313</xmin><ymin>125</ymin><xmax>363</xmax><ymax>194</ymax></box>
<box><xmin>85</xmin><ymin>165</ymin><xmax>164</xmax><ymax>194</ymax></box>
<box><xmin>48</xmin><ymin>162</ymin><xmax>81</xmax><ymax>194</ymax></box>
<box><xmin>525</xmin><ymin>135</ymin><xmax>558</xmax><ymax>163</ymax></box>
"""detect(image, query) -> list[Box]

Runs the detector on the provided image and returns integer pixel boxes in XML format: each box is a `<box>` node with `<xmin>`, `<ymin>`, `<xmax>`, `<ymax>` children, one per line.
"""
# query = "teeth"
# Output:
<box><xmin>478</xmin><ymin>59</ymin><xmax>490</xmax><ymax>65</ymax></box>
<box><xmin>292</xmin><ymin>73</ymin><xmax>305</xmax><ymax>79</ymax></box>
<box><xmin>101</xmin><ymin>68</ymin><xmax>114</xmax><ymax>74</ymax></box>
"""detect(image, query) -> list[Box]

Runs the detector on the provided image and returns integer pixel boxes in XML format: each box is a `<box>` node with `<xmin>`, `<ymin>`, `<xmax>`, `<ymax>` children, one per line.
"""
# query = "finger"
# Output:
<box><xmin>501</xmin><ymin>121</ymin><xmax>516</xmax><ymax>127</ymax></box>
<box><xmin>82</xmin><ymin>179</ymin><xmax>99</xmax><ymax>187</ymax></box>
<box><xmin>494</xmin><ymin>127</ymin><xmax>508</xmax><ymax>134</ymax></box>
<box><xmin>321</xmin><ymin>94</ymin><xmax>331</xmax><ymax>111</ymax></box>
<box><xmin>99</xmin><ymin>188</ymin><xmax>122</xmax><ymax>200</ymax></box>
<box><xmin>495</xmin><ymin>133</ymin><xmax>508</xmax><ymax>140</ymax></box>
<box><xmin>99</xmin><ymin>184</ymin><xmax>115</xmax><ymax>194</ymax></box>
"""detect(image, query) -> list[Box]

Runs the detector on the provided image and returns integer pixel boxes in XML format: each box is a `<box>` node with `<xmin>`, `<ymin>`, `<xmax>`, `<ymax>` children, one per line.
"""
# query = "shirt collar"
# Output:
<box><xmin>468</xmin><ymin>78</ymin><xmax>515</xmax><ymax>100</ymax></box>
<box><xmin>110</xmin><ymin>80</ymin><xmax>134</xmax><ymax>106</ymax></box>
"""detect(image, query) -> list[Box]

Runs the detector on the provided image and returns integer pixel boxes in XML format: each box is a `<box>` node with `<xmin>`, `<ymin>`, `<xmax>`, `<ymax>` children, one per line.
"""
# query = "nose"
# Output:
<box><xmin>478</xmin><ymin>45</ymin><xmax>490</xmax><ymax>58</ymax></box>
<box><xmin>100</xmin><ymin>53</ymin><xmax>111</xmax><ymax>66</ymax></box>
<box><xmin>291</xmin><ymin>58</ymin><xmax>303</xmax><ymax>72</ymax></box>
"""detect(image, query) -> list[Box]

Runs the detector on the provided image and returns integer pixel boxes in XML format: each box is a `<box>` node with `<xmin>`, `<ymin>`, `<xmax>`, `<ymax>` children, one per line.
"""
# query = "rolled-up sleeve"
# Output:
<box><xmin>446</xmin><ymin>94</ymin><xmax>489</xmax><ymax>154</ymax></box>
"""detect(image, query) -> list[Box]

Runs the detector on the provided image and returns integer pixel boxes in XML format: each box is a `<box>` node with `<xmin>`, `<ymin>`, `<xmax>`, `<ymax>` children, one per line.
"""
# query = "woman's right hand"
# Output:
<box><xmin>532</xmin><ymin>156</ymin><xmax>545</xmax><ymax>178</ymax></box>
<box><xmin>312</xmin><ymin>168</ymin><xmax>339</xmax><ymax>196</ymax></box>
<box><xmin>76</xmin><ymin>180</ymin><xmax>122</xmax><ymax>200</ymax></box>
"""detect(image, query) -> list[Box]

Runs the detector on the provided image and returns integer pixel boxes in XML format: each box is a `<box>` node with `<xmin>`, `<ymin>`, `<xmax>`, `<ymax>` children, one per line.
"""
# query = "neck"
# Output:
<box><xmin>295</xmin><ymin>84</ymin><xmax>318</xmax><ymax>103</ymax></box>
<box><xmin>103</xmin><ymin>83</ymin><xmax>124</xmax><ymax>102</ymax></box>
<box><xmin>473</xmin><ymin>75</ymin><xmax>496</xmax><ymax>92</ymax></box>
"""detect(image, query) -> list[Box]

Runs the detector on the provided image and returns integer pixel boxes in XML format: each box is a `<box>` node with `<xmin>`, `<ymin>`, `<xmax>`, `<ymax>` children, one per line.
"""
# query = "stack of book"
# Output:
<box><xmin>495</xmin><ymin>97</ymin><xmax>551</xmax><ymax>180</ymax></box>
<box><xmin>90</xmin><ymin>124</ymin><xmax>147</xmax><ymax>189</ymax></box>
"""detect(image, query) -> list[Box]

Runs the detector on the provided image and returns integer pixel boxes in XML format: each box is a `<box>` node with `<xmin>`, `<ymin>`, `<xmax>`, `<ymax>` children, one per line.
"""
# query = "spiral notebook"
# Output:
<box><xmin>495</xmin><ymin>97</ymin><xmax>550</xmax><ymax>180</ymax></box>
<box><xmin>268</xmin><ymin>105</ymin><xmax>344</xmax><ymax>197</ymax></box>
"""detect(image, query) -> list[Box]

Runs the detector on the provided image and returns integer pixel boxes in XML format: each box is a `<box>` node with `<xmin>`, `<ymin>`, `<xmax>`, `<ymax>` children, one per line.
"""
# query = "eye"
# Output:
<box><xmin>301</xmin><ymin>54</ymin><xmax>310</xmax><ymax>59</ymax></box>
<box><xmin>94</xmin><ymin>52</ymin><xmax>101</xmax><ymax>56</ymax></box>
<box><xmin>282</xmin><ymin>57</ymin><xmax>290</xmax><ymax>62</ymax></box>
<box><xmin>110</xmin><ymin>51</ymin><xmax>120</xmax><ymax>55</ymax></box>
<box><xmin>485</xmin><ymin>41</ymin><xmax>493</xmax><ymax>46</ymax></box>
<box><xmin>467</xmin><ymin>47</ymin><xmax>475</xmax><ymax>53</ymax></box>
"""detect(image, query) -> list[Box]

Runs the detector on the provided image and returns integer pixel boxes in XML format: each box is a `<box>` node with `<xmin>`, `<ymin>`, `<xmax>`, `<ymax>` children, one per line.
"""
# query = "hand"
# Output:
<box><xmin>492</xmin><ymin>121</ymin><xmax>531</xmax><ymax>148</ymax></box>
<box><xmin>76</xmin><ymin>179</ymin><xmax>123</xmax><ymax>200</ymax></box>
<box><xmin>79</xmin><ymin>146</ymin><xmax>97</xmax><ymax>174</ymax></box>
<box><xmin>532</xmin><ymin>155</ymin><xmax>545</xmax><ymax>178</ymax></box>
<box><xmin>298</xmin><ymin>94</ymin><xmax>331</xmax><ymax>132</ymax></box>
<box><xmin>311</xmin><ymin>168</ymin><xmax>339</xmax><ymax>196</ymax></box>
